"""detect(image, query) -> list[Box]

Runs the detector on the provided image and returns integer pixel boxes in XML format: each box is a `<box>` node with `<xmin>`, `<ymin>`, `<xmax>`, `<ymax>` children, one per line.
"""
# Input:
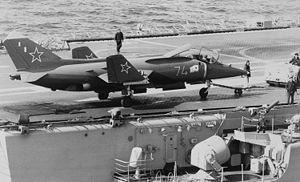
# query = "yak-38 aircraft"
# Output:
<box><xmin>4</xmin><ymin>38</ymin><xmax>247</xmax><ymax>107</ymax></box>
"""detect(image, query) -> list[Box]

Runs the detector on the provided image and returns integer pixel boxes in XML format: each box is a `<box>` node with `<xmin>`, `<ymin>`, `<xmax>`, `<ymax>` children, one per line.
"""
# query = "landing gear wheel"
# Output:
<box><xmin>121</xmin><ymin>96</ymin><xmax>132</xmax><ymax>107</ymax></box>
<box><xmin>266</xmin><ymin>81</ymin><xmax>275</xmax><ymax>87</ymax></box>
<box><xmin>234</xmin><ymin>88</ymin><xmax>242</xmax><ymax>96</ymax></box>
<box><xmin>199</xmin><ymin>88</ymin><xmax>208</xmax><ymax>99</ymax></box>
<box><xmin>97</xmin><ymin>91</ymin><xmax>109</xmax><ymax>100</ymax></box>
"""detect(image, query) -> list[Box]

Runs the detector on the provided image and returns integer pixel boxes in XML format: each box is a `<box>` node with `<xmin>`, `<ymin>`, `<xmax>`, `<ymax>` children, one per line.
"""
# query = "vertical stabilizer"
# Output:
<box><xmin>72</xmin><ymin>46</ymin><xmax>98</xmax><ymax>59</ymax></box>
<box><xmin>106</xmin><ymin>55</ymin><xmax>145</xmax><ymax>83</ymax></box>
<box><xmin>4</xmin><ymin>38</ymin><xmax>61</xmax><ymax>72</ymax></box>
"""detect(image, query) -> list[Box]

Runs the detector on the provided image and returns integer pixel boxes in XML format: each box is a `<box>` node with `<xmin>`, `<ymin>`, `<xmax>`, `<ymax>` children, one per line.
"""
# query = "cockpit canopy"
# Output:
<box><xmin>167</xmin><ymin>44</ymin><xmax>220</xmax><ymax>64</ymax></box>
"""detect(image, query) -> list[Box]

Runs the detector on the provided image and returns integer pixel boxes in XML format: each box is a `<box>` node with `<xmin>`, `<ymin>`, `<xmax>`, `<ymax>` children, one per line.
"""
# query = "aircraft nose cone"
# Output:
<box><xmin>206</xmin><ymin>63</ymin><xmax>247</xmax><ymax>79</ymax></box>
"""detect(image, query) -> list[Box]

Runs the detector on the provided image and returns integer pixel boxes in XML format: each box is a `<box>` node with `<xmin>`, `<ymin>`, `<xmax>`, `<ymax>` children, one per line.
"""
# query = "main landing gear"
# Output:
<box><xmin>121</xmin><ymin>96</ymin><xmax>133</xmax><ymax>107</ymax></box>
<box><xmin>96</xmin><ymin>88</ymin><xmax>133</xmax><ymax>107</ymax></box>
<box><xmin>97</xmin><ymin>90</ymin><xmax>109</xmax><ymax>100</ymax></box>
<box><xmin>120</xmin><ymin>86</ymin><xmax>133</xmax><ymax>107</ymax></box>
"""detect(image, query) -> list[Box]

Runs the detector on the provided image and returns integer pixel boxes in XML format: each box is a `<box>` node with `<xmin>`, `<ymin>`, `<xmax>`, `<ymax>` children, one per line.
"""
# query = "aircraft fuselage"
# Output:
<box><xmin>27</xmin><ymin>56</ymin><xmax>245</xmax><ymax>94</ymax></box>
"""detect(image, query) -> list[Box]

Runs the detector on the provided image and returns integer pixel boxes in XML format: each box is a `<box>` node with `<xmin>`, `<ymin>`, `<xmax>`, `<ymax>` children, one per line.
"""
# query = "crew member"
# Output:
<box><xmin>286</xmin><ymin>75</ymin><xmax>297</xmax><ymax>104</ymax></box>
<box><xmin>0</xmin><ymin>40</ymin><xmax>4</xmax><ymax>50</ymax></box>
<box><xmin>290</xmin><ymin>53</ymin><xmax>300</xmax><ymax>66</ymax></box>
<box><xmin>114</xmin><ymin>29</ymin><xmax>124</xmax><ymax>54</ymax></box>
<box><xmin>256</xmin><ymin>119</ymin><xmax>266</xmax><ymax>133</ymax></box>
<box><xmin>137</xmin><ymin>23</ymin><xmax>143</xmax><ymax>35</ymax></box>
<box><xmin>244</xmin><ymin>60</ymin><xmax>251</xmax><ymax>87</ymax></box>
<box><xmin>203</xmin><ymin>55</ymin><xmax>210</xmax><ymax>63</ymax></box>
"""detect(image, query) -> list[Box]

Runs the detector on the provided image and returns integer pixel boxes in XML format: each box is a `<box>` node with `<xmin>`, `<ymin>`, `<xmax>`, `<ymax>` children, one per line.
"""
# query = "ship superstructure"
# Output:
<box><xmin>0</xmin><ymin>107</ymin><xmax>226</xmax><ymax>182</ymax></box>
<box><xmin>0</xmin><ymin>101</ymin><xmax>299</xmax><ymax>182</ymax></box>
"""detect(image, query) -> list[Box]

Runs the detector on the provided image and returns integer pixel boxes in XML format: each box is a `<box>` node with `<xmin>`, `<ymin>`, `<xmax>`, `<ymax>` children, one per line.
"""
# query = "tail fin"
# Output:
<box><xmin>3</xmin><ymin>38</ymin><xmax>61</xmax><ymax>72</ymax></box>
<box><xmin>72</xmin><ymin>46</ymin><xmax>97</xmax><ymax>59</ymax></box>
<box><xmin>106</xmin><ymin>55</ymin><xmax>145</xmax><ymax>83</ymax></box>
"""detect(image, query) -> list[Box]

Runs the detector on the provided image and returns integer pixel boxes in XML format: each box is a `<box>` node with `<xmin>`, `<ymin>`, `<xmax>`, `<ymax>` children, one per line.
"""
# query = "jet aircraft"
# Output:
<box><xmin>4</xmin><ymin>38</ymin><xmax>247</xmax><ymax>107</ymax></box>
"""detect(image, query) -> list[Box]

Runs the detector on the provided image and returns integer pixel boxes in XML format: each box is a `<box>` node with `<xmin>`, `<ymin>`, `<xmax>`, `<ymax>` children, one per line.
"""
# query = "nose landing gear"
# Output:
<box><xmin>199</xmin><ymin>80</ymin><xmax>212</xmax><ymax>99</ymax></box>
<box><xmin>199</xmin><ymin>81</ymin><xmax>245</xmax><ymax>100</ymax></box>
<box><xmin>234</xmin><ymin>88</ymin><xmax>243</xmax><ymax>96</ymax></box>
<box><xmin>199</xmin><ymin>87</ymin><xmax>208</xmax><ymax>99</ymax></box>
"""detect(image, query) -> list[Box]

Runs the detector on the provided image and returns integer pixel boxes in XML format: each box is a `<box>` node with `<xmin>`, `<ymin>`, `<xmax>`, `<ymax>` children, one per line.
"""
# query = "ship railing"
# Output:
<box><xmin>113</xmin><ymin>158</ymin><xmax>153</xmax><ymax>181</ymax></box>
<box><xmin>61</xmin><ymin>18</ymin><xmax>300</xmax><ymax>44</ymax></box>
<box><xmin>154</xmin><ymin>171</ymin><xmax>177</xmax><ymax>182</ymax></box>
<box><xmin>241</xmin><ymin>116</ymin><xmax>259</xmax><ymax>132</ymax></box>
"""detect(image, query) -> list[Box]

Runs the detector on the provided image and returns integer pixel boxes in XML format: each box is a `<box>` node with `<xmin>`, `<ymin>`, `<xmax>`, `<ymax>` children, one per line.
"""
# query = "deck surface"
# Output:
<box><xmin>0</xmin><ymin>28</ymin><xmax>300</xmax><ymax>119</ymax></box>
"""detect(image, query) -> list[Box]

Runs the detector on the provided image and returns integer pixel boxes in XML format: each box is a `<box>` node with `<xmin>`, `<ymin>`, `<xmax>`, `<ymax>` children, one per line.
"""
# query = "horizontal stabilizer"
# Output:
<box><xmin>21</xmin><ymin>72</ymin><xmax>47</xmax><ymax>82</ymax></box>
<box><xmin>106</xmin><ymin>55</ymin><xmax>145</xmax><ymax>83</ymax></box>
<box><xmin>72</xmin><ymin>46</ymin><xmax>98</xmax><ymax>59</ymax></box>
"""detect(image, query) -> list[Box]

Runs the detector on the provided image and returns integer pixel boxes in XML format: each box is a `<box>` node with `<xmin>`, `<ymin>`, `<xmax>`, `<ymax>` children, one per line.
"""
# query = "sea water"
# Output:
<box><xmin>0</xmin><ymin>0</ymin><xmax>299</xmax><ymax>40</ymax></box>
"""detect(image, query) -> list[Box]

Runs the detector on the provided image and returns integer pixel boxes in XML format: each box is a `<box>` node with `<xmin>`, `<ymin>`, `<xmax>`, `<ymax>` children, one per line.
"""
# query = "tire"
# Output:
<box><xmin>269</xmin><ymin>83</ymin><xmax>275</xmax><ymax>87</ymax></box>
<box><xmin>199</xmin><ymin>88</ymin><xmax>208</xmax><ymax>99</ymax></box>
<box><xmin>121</xmin><ymin>96</ymin><xmax>132</xmax><ymax>107</ymax></box>
<box><xmin>266</xmin><ymin>81</ymin><xmax>275</xmax><ymax>87</ymax></box>
<box><xmin>97</xmin><ymin>91</ymin><xmax>109</xmax><ymax>100</ymax></box>
<box><xmin>234</xmin><ymin>88</ymin><xmax>242</xmax><ymax>96</ymax></box>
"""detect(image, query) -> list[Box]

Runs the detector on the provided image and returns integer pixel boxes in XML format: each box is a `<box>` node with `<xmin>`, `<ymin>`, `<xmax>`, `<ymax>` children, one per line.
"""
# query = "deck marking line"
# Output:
<box><xmin>134</xmin><ymin>39</ymin><xmax>177</xmax><ymax>48</ymax></box>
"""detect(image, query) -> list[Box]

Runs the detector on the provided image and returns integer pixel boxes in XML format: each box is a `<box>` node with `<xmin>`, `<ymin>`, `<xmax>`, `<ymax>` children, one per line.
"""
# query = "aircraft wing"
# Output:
<box><xmin>163</xmin><ymin>44</ymin><xmax>192</xmax><ymax>58</ymax></box>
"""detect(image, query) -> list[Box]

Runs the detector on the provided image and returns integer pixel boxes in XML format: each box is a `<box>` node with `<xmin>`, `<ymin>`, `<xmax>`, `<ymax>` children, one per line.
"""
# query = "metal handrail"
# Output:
<box><xmin>115</xmin><ymin>167</ymin><xmax>127</xmax><ymax>173</ymax></box>
<box><xmin>114</xmin><ymin>157</ymin><xmax>153</xmax><ymax>181</ymax></box>
<box><xmin>115</xmin><ymin>158</ymin><xmax>150</xmax><ymax>164</ymax></box>
<box><xmin>115</xmin><ymin>163</ymin><xmax>128</xmax><ymax>168</ymax></box>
